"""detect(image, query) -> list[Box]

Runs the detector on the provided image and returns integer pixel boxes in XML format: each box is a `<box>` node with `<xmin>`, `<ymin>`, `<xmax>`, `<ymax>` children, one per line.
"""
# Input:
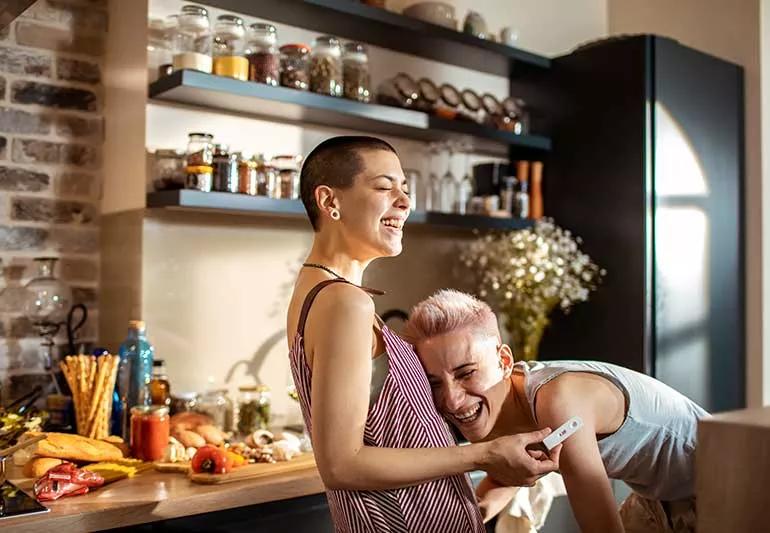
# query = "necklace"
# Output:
<box><xmin>302</xmin><ymin>262</ymin><xmax>344</xmax><ymax>279</ymax></box>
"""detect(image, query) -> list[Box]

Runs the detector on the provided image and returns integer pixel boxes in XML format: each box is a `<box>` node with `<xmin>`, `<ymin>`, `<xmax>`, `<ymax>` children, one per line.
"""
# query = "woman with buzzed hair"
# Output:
<box><xmin>286</xmin><ymin>136</ymin><xmax>561</xmax><ymax>532</ymax></box>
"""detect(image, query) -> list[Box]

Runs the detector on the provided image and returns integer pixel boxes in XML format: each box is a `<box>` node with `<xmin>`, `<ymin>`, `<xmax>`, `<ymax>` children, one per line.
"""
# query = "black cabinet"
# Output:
<box><xmin>529</xmin><ymin>36</ymin><xmax>744</xmax><ymax>412</ymax></box>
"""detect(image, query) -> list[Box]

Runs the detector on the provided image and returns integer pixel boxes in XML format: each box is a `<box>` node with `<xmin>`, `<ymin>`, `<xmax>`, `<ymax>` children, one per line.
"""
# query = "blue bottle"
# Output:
<box><xmin>117</xmin><ymin>320</ymin><xmax>155</xmax><ymax>439</ymax></box>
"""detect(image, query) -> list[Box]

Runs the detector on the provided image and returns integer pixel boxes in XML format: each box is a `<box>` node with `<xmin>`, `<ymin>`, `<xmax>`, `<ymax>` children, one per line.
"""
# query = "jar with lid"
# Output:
<box><xmin>258</xmin><ymin>161</ymin><xmax>278</xmax><ymax>198</ymax></box>
<box><xmin>246</xmin><ymin>23</ymin><xmax>279</xmax><ymax>85</ymax></box>
<box><xmin>271</xmin><ymin>155</ymin><xmax>301</xmax><ymax>199</ymax></box>
<box><xmin>309</xmin><ymin>36</ymin><xmax>342</xmax><ymax>96</ymax></box>
<box><xmin>417</xmin><ymin>77</ymin><xmax>439</xmax><ymax>113</ymax></box>
<box><xmin>198</xmin><ymin>389</ymin><xmax>228</xmax><ymax>429</ymax></box>
<box><xmin>237</xmin><ymin>385</ymin><xmax>271</xmax><ymax>434</ymax></box>
<box><xmin>148</xmin><ymin>17</ymin><xmax>175</xmax><ymax>81</ymax></box>
<box><xmin>238</xmin><ymin>154</ymin><xmax>258</xmax><ymax>195</ymax></box>
<box><xmin>186</xmin><ymin>132</ymin><xmax>213</xmax><ymax>166</ymax></box>
<box><xmin>437</xmin><ymin>83</ymin><xmax>461</xmax><ymax>120</ymax></box>
<box><xmin>460</xmin><ymin>88</ymin><xmax>482</xmax><ymax>123</ymax></box>
<box><xmin>212</xmin><ymin>144</ymin><xmax>239</xmax><ymax>193</ymax></box>
<box><xmin>130</xmin><ymin>405</ymin><xmax>170</xmax><ymax>462</ymax></box>
<box><xmin>279</xmin><ymin>44</ymin><xmax>310</xmax><ymax>90</ymax></box>
<box><xmin>481</xmin><ymin>92</ymin><xmax>504</xmax><ymax>129</ymax></box>
<box><xmin>212</xmin><ymin>15</ymin><xmax>249</xmax><ymax>81</ymax></box>
<box><xmin>185</xmin><ymin>165</ymin><xmax>213</xmax><ymax>191</ymax></box>
<box><xmin>152</xmin><ymin>149</ymin><xmax>186</xmax><ymax>191</ymax></box>
<box><xmin>149</xmin><ymin>359</ymin><xmax>171</xmax><ymax>407</ymax></box>
<box><xmin>170</xmin><ymin>392</ymin><xmax>199</xmax><ymax>415</ymax></box>
<box><xmin>342</xmin><ymin>42</ymin><xmax>370</xmax><ymax>102</ymax></box>
<box><xmin>172</xmin><ymin>5</ymin><xmax>212</xmax><ymax>73</ymax></box>
<box><xmin>376</xmin><ymin>72</ymin><xmax>419</xmax><ymax>109</ymax></box>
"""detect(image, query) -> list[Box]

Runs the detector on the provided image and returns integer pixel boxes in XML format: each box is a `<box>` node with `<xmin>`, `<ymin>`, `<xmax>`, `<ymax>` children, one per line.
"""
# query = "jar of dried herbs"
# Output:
<box><xmin>237</xmin><ymin>385</ymin><xmax>271</xmax><ymax>434</ymax></box>
<box><xmin>309</xmin><ymin>35</ymin><xmax>342</xmax><ymax>97</ymax></box>
<box><xmin>342</xmin><ymin>41</ymin><xmax>370</xmax><ymax>102</ymax></box>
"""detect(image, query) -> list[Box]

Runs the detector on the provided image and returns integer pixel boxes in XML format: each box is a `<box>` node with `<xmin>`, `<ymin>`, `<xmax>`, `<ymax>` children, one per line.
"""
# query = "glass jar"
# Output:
<box><xmin>172</xmin><ymin>4</ymin><xmax>212</xmax><ymax>73</ymax></box>
<box><xmin>219</xmin><ymin>389</ymin><xmax>235</xmax><ymax>432</ymax></box>
<box><xmin>258</xmin><ymin>162</ymin><xmax>278</xmax><ymax>198</ymax></box>
<box><xmin>148</xmin><ymin>17</ymin><xmax>175</xmax><ymax>82</ymax></box>
<box><xmin>238</xmin><ymin>154</ymin><xmax>258</xmax><ymax>195</ymax></box>
<box><xmin>185</xmin><ymin>165</ymin><xmax>213</xmax><ymax>191</ymax></box>
<box><xmin>309</xmin><ymin>35</ymin><xmax>342</xmax><ymax>96</ymax></box>
<box><xmin>212</xmin><ymin>14</ymin><xmax>248</xmax><ymax>81</ymax></box>
<box><xmin>460</xmin><ymin>88</ymin><xmax>482</xmax><ymax>123</ymax></box>
<box><xmin>152</xmin><ymin>149</ymin><xmax>186</xmax><ymax>191</ymax></box>
<box><xmin>279</xmin><ymin>44</ymin><xmax>310</xmax><ymax>90</ymax></box>
<box><xmin>186</xmin><ymin>132</ymin><xmax>213</xmax><ymax>166</ymax></box>
<box><xmin>170</xmin><ymin>392</ymin><xmax>199</xmax><ymax>415</ymax></box>
<box><xmin>198</xmin><ymin>389</ymin><xmax>228</xmax><ymax>429</ymax></box>
<box><xmin>212</xmin><ymin>144</ymin><xmax>239</xmax><ymax>193</ymax></box>
<box><xmin>481</xmin><ymin>92</ymin><xmax>504</xmax><ymax>129</ymax></box>
<box><xmin>271</xmin><ymin>154</ymin><xmax>301</xmax><ymax>199</ymax></box>
<box><xmin>130</xmin><ymin>405</ymin><xmax>170</xmax><ymax>462</ymax></box>
<box><xmin>417</xmin><ymin>77</ymin><xmax>440</xmax><ymax>113</ymax></box>
<box><xmin>149</xmin><ymin>359</ymin><xmax>171</xmax><ymax>407</ymax></box>
<box><xmin>437</xmin><ymin>83</ymin><xmax>461</xmax><ymax>120</ymax></box>
<box><xmin>246</xmin><ymin>23</ymin><xmax>279</xmax><ymax>85</ymax></box>
<box><xmin>342</xmin><ymin>42</ymin><xmax>370</xmax><ymax>102</ymax></box>
<box><xmin>237</xmin><ymin>385</ymin><xmax>271</xmax><ymax>434</ymax></box>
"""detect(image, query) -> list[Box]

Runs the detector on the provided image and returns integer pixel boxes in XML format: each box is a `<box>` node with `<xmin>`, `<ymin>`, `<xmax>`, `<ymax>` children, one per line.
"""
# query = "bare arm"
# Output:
<box><xmin>535</xmin><ymin>381</ymin><xmax>623</xmax><ymax>533</ymax></box>
<box><xmin>306</xmin><ymin>284</ymin><xmax>559</xmax><ymax>490</ymax></box>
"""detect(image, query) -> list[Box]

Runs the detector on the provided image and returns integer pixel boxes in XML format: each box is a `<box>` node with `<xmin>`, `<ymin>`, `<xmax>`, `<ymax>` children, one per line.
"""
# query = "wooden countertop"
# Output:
<box><xmin>3</xmin><ymin>464</ymin><xmax>325</xmax><ymax>532</ymax></box>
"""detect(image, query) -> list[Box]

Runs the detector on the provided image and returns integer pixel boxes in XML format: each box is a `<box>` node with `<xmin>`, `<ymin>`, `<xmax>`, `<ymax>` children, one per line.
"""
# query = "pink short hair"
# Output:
<box><xmin>405</xmin><ymin>289</ymin><xmax>500</xmax><ymax>344</ymax></box>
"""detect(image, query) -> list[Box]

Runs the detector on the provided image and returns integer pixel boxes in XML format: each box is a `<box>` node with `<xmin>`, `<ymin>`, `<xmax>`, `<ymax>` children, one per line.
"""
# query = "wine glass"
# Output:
<box><xmin>439</xmin><ymin>142</ymin><xmax>456</xmax><ymax>213</ymax></box>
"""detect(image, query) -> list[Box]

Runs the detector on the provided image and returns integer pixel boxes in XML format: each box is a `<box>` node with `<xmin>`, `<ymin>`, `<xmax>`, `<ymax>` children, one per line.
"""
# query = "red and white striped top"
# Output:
<box><xmin>289</xmin><ymin>279</ymin><xmax>485</xmax><ymax>532</ymax></box>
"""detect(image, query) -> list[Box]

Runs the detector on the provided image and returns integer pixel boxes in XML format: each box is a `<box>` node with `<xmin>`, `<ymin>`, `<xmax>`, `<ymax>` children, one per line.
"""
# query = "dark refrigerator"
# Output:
<box><xmin>522</xmin><ymin>35</ymin><xmax>745</xmax><ymax>413</ymax></box>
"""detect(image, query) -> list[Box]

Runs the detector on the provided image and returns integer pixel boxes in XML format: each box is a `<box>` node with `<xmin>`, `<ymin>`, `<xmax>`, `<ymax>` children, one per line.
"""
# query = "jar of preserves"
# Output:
<box><xmin>271</xmin><ymin>154</ymin><xmax>301</xmax><ymax>199</ymax></box>
<box><xmin>237</xmin><ymin>385</ymin><xmax>271</xmax><ymax>434</ymax></box>
<box><xmin>198</xmin><ymin>389</ymin><xmax>228</xmax><ymax>429</ymax></box>
<box><xmin>246</xmin><ymin>23</ymin><xmax>279</xmax><ymax>85</ymax></box>
<box><xmin>238</xmin><ymin>154</ymin><xmax>258</xmax><ymax>195</ymax></box>
<box><xmin>130</xmin><ymin>405</ymin><xmax>170</xmax><ymax>462</ymax></box>
<box><xmin>342</xmin><ymin>42</ymin><xmax>370</xmax><ymax>102</ymax></box>
<box><xmin>279</xmin><ymin>44</ymin><xmax>310</xmax><ymax>90</ymax></box>
<box><xmin>185</xmin><ymin>165</ymin><xmax>213</xmax><ymax>191</ymax></box>
<box><xmin>212</xmin><ymin>144</ymin><xmax>239</xmax><ymax>193</ymax></box>
<box><xmin>186</xmin><ymin>132</ymin><xmax>213</xmax><ymax>166</ymax></box>
<box><xmin>172</xmin><ymin>5</ymin><xmax>212</xmax><ymax>73</ymax></box>
<box><xmin>309</xmin><ymin>35</ymin><xmax>342</xmax><ymax>96</ymax></box>
<box><xmin>212</xmin><ymin>14</ymin><xmax>248</xmax><ymax>80</ymax></box>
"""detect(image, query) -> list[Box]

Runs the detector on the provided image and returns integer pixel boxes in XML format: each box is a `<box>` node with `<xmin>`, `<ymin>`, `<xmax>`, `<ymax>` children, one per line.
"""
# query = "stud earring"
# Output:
<box><xmin>330</xmin><ymin>208</ymin><xmax>340</xmax><ymax>220</ymax></box>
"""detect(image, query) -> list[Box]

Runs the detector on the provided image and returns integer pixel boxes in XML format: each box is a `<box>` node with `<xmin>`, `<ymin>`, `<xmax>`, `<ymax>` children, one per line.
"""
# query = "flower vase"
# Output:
<box><xmin>508</xmin><ymin>313</ymin><xmax>548</xmax><ymax>361</ymax></box>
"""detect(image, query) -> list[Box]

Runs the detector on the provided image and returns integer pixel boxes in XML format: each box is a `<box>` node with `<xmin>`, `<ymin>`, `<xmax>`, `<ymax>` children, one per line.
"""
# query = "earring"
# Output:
<box><xmin>330</xmin><ymin>208</ymin><xmax>340</xmax><ymax>220</ymax></box>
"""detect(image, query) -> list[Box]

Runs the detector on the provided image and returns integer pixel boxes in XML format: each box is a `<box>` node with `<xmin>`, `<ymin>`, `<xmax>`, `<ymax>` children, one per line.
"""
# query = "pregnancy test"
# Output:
<box><xmin>543</xmin><ymin>416</ymin><xmax>584</xmax><ymax>451</ymax></box>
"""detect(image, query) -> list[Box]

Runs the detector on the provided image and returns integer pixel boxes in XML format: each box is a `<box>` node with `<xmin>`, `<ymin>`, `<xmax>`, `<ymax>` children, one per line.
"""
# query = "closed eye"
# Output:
<box><xmin>458</xmin><ymin>370</ymin><xmax>476</xmax><ymax>380</ymax></box>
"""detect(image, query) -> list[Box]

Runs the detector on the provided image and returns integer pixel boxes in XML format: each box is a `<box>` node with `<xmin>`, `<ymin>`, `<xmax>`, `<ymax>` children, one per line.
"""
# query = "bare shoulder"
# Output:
<box><xmin>535</xmin><ymin>374</ymin><xmax>590</xmax><ymax>424</ymax></box>
<box><xmin>311</xmin><ymin>282</ymin><xmax>375</xmax><ymax>316</ymax></box>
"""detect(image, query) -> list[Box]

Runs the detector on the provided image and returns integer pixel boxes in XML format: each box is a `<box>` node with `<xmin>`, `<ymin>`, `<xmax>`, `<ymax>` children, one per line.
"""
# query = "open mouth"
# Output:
<box><xmin>381</xmin><ymin>217</ymin><xmax>404</xmax><ymax>232</ymax></box>
<box><xmin>449</xmin><ymin>402</ymin><xmax>482</xmax><ymax>425</ymax></box>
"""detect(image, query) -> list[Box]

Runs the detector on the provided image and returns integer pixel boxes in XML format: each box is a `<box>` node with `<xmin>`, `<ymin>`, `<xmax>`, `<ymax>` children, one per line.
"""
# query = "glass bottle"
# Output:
<box><xmin>439</xmin><ymin>147</ymin><xmax>456</xmax><ymax>214</ymax></box>
<box><xmin>172</xmin><ymin>4</ymin><xmax>212</xmax><ymax>73</ymax></box>
<box><xmin>246</xmin><ymin>23</ymin><xmax>279</xmax><ymax>85</ymax></box>
<box><xmin>455</xmin><ymin>173</ymin><xmax>474</xmax><ymax>215</ymax></box>
<box><xmin>149</xmin><ymin>359</ymin><xmax>171</xmax><ymax>407</ymax></box>
<box><xmin>237</xmin><ymin>385</ymin><xmax>271</xmax><ymax>435</ymax></box>
<box><xmin>342</xmin><ymin>42</ymin><xmax>370</xmax><ymax>102</ymax></box>
<box><xmin>404</xmin><ymin>168</ymin><xmax>420</xmax><ymax>211</ymax></box>
<box><xmin>117</xmin><ymin>320</ymin><xmax>155</xmax><ymax>439</ymax></box>
<box><xmin>279</xmin><ymin>44</ymin><xmax>311</xmax><ymax>90</ymax></box>
<box><xmin>309</xmin><ymin>35</ymin><xmax>342</xmax><ymax>96</ymax></box>
<box><xmin>212</xmin><ymin>14</ymin><xmax>248</xmax><ymax>81</ymax></box>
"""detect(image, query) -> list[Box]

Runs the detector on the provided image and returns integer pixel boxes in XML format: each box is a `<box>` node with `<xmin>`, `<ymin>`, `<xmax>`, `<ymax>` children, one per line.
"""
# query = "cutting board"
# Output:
<box><xmin>154</xmin><ymin>461</ymin><xmax>190</xmax><ymax>474</ymax></box>
<box><xmin>189</xmin><ymin>453</ymin><xmax>316</xmax><ymax>485</ymax></box>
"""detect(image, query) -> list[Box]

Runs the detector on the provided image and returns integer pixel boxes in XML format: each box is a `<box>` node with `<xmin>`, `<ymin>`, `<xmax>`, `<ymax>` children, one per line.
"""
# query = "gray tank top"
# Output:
<box><xmin>516</xmin><ymin>360</ymin><xmax>709</xmax><ymax>501</ymax></box>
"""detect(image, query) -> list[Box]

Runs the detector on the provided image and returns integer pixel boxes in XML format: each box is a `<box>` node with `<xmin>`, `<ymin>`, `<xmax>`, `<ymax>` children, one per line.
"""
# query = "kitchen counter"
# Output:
<box><xmin>3</xmin><ymin>464</ymin><xmax>325</xmax><ymax>532</ymax></box>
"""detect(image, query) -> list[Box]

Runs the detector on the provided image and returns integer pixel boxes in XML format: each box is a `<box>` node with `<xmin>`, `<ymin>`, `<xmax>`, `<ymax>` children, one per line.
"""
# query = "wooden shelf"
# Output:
<box><xmin>147</xmin><ymin>190</ymin><xmax>534</xmax><ymax>231</ymax></box>
<box><xmin>199</xmin><ymin>0</ymin><xmax>550</xmax><ymax>78</ymax></box>
<box><xmin>149</xmin><ymin>70</ymin><xmax>551</xmax><ymax>158</ymax></box>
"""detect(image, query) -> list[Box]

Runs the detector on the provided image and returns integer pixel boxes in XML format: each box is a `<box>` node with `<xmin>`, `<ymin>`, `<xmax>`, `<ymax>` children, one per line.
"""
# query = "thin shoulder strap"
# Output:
<box><xmin>297</xmin><ymin>279</ymin><xmax>348</xmax><ymax>337</ymax></box>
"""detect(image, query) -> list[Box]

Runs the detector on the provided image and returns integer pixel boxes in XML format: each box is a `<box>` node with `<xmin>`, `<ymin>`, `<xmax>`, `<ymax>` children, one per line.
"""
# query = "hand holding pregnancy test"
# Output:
<box><xmin>526</xmin><ymin>416</ymin><xmax>584</xmax><ymax>458</ymax></box>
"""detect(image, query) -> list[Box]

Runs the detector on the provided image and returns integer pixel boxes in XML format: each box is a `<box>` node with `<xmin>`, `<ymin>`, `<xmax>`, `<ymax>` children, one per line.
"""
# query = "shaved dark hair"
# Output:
<box><xmin>300</xmin><ymin>136</ymin><xmax>397</xmax><ymax>231</ymax></box>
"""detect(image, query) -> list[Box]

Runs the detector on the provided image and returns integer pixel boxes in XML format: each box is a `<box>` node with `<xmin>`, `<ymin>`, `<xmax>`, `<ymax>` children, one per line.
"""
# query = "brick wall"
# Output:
<box><xmin>0</xmin><ymin>0</ymin><xmax>106</xmax><ymax>401</ymax></box>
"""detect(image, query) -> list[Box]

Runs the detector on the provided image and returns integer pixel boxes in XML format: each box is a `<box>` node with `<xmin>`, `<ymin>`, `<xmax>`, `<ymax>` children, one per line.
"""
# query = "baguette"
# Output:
<box><xmin>23</xmin><ymin>457</ymin><xmax>64</xmax><ymax>478</ymax></box>
<box><xmin>26</xmin><ymin>432</ymin><xmax>124</xmax><ymax>462</ymax></box>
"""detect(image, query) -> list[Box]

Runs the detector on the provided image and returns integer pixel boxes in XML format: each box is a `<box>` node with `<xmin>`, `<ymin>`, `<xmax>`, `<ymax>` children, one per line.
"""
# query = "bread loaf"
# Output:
<box><xmin>25</xmin><ymin>432</ymin><xmax>124</xmax><ymax>462</ymax></box>
<box><xmin>23</xmin><ymin>457</ymin><xmax>64</xmax><ymax>478</ymax></box>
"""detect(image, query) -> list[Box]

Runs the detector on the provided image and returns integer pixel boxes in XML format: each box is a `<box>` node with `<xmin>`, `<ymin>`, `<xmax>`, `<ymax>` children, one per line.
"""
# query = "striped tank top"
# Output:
<box><xmin>289</xmin><ymin>279</ymin><xmax>485</xmax><ymax>533</ymax></box>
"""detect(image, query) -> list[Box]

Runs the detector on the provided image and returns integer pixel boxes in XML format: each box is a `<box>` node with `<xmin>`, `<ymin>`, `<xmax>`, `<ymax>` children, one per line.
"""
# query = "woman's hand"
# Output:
<box><xmin>476</xmin><ymin>475</ymin><xmax>519</xmax><ymax>523</ymax></box>
<box><xmin>480</xmin><ymin>428</ymin><xmax>561</xmax><ymax>486</ymax></box>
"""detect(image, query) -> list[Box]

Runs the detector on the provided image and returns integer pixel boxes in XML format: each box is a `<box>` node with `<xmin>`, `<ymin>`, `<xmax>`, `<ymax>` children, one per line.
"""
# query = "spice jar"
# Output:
<box><xmin>309</xmin><ymin>35</ymin><xmax>342</xmax><ymax>97</ymax></box>
<box><xmin>212</xmin><ymin>15</ymin><xmax>248</xmax><ymax>80</ymax></box>
<box><xmin>271</xmin><ymin>154</ymin><xmax>301</xmax><ymax>199</ymax></box>
<box><xmin>417</xmin><ymin>77</ymin><xmax>440</xmax><ymax>113</ymax></box>
<box><xmin>258</xmin><ymin>161</ymin><xmax>278</xmax><ymax>198</ymax></box>
<box><xmin>172</xmin><ymin>5</ymin><xmax>212</xmax><ymax>73</ymax></box>
<box><xmin>185</xmin><ymin>165</ymin><xmax>213</xmax><ymax>191</ymax></box>
<box><xmin>460</xmin><ymin>88</ymin><xmax>482</xmax><ymax>123</ymax></box>
<box><xmin>148</xmin><ymin>17</ymin><xmax>175</xmax><ymax>82</ymax></box>
<box><xmin>130</xmin><ymin>405</ymin><xmax>170</xmax><ymax>462</ymax></box>
<box><xmin>237</xmin><ymin>385</ymin><xmax>271</xmax><ymax>434</ymax></box>
<box><xmin>279</xmin><ymin>44</ymin><xmax>310</xmax><ymax>90</ymax></box>
<box><xmin>342</xmin><ymin>42</ymin><xmax>370</xmax><ymax>102</ymax></box>
<box><xmin>437</xmin><ymin>83</ymin><xmax>461</xmax><ymax>120</ymax></box>
<box><xmin>238</xmin><ymin>154</ymin><xmax>258</xmax><ymax>195</ymax></box>
<box><xmin>212</xmin><ymin>144</ymin><xmax>239</xmax><ymax>193</ymax></box>
<box><xmin>246</xmin><ymin>23</ymin><xmax>279</xmax><ymax>86</ymax></box>
<box><xmin>186</xmin><ymin>132</ymin><xmax>213</xmax><ymax>166</ymax></box>
<box><xmin>481</xmin><ymin>92</ymin><xmax>504</xmax><ymax>128</ymax></box>
<box><xmin>376</xmin><ymin>72</ymin><xmax>419</xmax><ymax>109</ymax></box>
<box><xmin>198</xmin><ymin>389</ymin><xmax>228</xmax><ymax>429</ymax></box>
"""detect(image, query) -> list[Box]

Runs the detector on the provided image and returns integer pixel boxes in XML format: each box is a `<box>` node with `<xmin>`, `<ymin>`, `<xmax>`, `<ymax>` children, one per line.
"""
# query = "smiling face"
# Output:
<box><xmin>332</xmin><ymin>149</ymin><xmax>411</xmax><ymax>258</ymax></box>
<box><xmin>417</xmin><ymin>327</ymin><xmax>513</xmax><ymax>442</ymax></box>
